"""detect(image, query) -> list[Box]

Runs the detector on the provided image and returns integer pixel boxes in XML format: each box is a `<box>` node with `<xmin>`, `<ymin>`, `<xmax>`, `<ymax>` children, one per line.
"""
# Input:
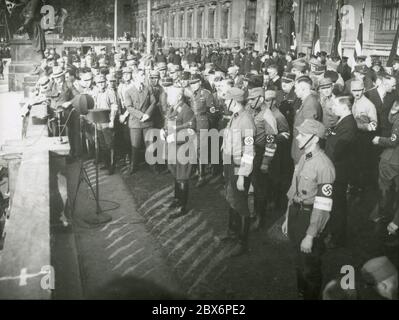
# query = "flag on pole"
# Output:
<box><xmin>331</xmin><ymin>2</ymin><xmax>342</xmax><ymax>58</ymax></box>
<box><xmin>5</xmin><ymin>0</ymin><xmax>16</xmax><ymax>14</ymax></box>
<box><xmin>354</xmin><ymin>2</ymin><xmax>365</xmax><ymax>59</ymax></box>
<box><xmin>265</xmin><ymin>17</ymin><xmax>274</xmax><ymax>54</ymax></box>
<box><xmin>387</xmin><ymin>22</ymin><xmax>399</xmax><ymax>67</ymax></box>
<box><xmin>290</xmin><ymin>15</ymin><xmax>297</xmax><ymax>53</ymax></box>
<box><xmin>311</xmin><ymin>22</ymin><xmax>320</xmax><ymax>55</ymax></box>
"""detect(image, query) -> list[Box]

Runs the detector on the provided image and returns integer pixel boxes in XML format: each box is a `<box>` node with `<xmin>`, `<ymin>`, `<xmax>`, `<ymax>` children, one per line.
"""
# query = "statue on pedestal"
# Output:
<box><xmin>12</xmin><ymin>0</ymin><xmax>47</xmax><ymax>58</ymax></box>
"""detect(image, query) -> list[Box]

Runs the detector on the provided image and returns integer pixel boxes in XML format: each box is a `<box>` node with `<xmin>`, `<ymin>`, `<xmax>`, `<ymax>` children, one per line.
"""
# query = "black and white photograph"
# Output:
<box><xmin>0</xmin><ymin>0</ymin><xmax>398</xmax><ymax>304</ymax></box>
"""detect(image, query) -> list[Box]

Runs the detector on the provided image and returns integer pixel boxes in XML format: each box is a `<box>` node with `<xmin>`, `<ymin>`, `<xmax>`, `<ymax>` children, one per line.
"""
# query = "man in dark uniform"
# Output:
<box><xmin>325</xmin><ymin>96</ymin><xmax>357</xmax><ymax>249</ymax></box>
<box><xmin>93</xmin><ymin>74</ymin><xmax>119</xmax><ymax>175</ymax></box>
<box><xmin>371</xmin><ymin>101</ymin><xmax>399</xmax><ymax>243</ymax></box>
<box><xmin>282</xmin><ymin>119</ymin><xmax>336</xmax><ymax>300</ymax></box>
<box><xmin>188</xmin><ymin>74</ymin><xmax>215</xmax><ymax>188</ymax></box>
<box><xmin>266</xmin><ymin>65</ymin><xmax>281</xmax><ymax>91</ymax></box>
<box><xmin>221</xmin><ymin>87</ymin><xmax>256</xmax><ymax>257</ymax></box>
<box><xmin>154</xmin><ymin>48</ymin><xmax>167</xmax><ymax>64</ymax></box>
<box><xmin>366</xmin><ymin>73</ymin><xmax>397</xmax><ymax>139</ymax></box>
<box><xmin>337</xmin><ymin>56</ymin><xmax>352</xmax><ymax>83</ymax></box>
<box><xmin>162</xmin><ymin>86</ymin><xmax>196</xmax><ymax>219</ymax></box>
<box><xmin>292</xmin><ymin>76</ymin><xmax>323</xmax><ymax>164</ymax></box>
<box><xmin>245</xmin><ymin>88</ymin><xmax>278</xmax><ymax>228</ymax></box>
<box><xmin>123</xmin><ymin>67</ymin><xmax>156</xmax><ymax>174</ymax></box>
<box><xmin>277</xmin><ymin>72</ymin><xmax>297</xmax><ymax>133</ymax></box>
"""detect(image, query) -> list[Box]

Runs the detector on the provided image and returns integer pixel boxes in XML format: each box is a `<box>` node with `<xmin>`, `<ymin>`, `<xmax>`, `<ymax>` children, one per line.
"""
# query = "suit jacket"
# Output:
<box><xmin>325</xmin><ymin>115</ymin><xmax>357</xmax><ymax>182</ymax></box>
<box><xmin>366</xmin><ymin>88</ymin><xmax>396</xmax><ymax>138</ymax></box>
<box><xmin>291</xmin><ymin>93</ymin><xmax>323</xmax><ymax>164</ymax></box>
<box><xmin>124</xmin><ymin>84</ymin><xmax>156</xmax><ymax>129</ymax></box>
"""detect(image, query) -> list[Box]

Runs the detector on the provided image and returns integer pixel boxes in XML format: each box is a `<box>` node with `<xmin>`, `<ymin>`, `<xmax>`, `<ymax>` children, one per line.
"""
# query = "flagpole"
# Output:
<box><xmin>114</xmin><ymin>0</ymin><xmax>118</xmax><ymax>48</ymax></box>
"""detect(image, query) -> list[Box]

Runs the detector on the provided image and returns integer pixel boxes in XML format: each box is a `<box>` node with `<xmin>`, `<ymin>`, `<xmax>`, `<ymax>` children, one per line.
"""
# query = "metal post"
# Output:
<box><xmin>114</xmin><ymin>0</ymin><xmax>118</xmax><ymax>47</ymax></box>
<box><xmin>147</xmin><ymin>0</ymin><xmax>151</xmax><ymax>55</ymax></box>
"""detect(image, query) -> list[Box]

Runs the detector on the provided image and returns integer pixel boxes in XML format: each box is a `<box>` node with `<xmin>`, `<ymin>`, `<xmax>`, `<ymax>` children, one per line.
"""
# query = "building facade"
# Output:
<box><xmin>133</xmin><ymin>0</ymin><xmax>398</xmax><ymax>60</ymax></box>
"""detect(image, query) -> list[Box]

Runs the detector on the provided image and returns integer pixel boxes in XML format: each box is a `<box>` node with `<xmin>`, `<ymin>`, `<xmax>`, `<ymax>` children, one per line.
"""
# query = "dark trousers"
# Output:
<box><xmin>129</xmin><ymin>127</ymin><xmax>151</xmax><ymax>166</ymax></box>
<box><xmin>287</xmin><ymin>203</ymin><xmax>326</xmax><ymax>300</ymax></box>
<box><xmin>252</xmin><ymin>149</ymin><xmax>271</xmax><ymax>219</ymax></box>
<box><xmin>329</xmin><ymin>180</ymin><xmax>348</xmax><ymax>245</ymax></box>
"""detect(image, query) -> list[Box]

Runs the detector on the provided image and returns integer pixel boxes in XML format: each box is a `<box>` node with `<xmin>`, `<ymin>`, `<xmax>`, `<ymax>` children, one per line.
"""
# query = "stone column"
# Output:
<box><xmin>231</xmin><ymin>0</ymin><xmax>246</xmax><ymax>47</ymax></box>
<box><xmin>256</xmin><ymin>0</ymin><xmax>277</xmax><ymax>51</ymax></box>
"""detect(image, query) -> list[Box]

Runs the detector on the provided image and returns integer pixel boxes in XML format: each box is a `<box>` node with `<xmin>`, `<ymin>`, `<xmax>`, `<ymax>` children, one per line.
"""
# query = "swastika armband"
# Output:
<box><xmin>241</xmin><ymin>153</ymin><xmax>254</xmax><ymax>165</ymax></box>
<box><xmin>391</xmin><ymin>134</ymin><xmax>397</xmax><ymax>142</ymax></box>
<box><xmin>313</xmin><ymin>183</ymin><xmax>333</xmax><ymax>211</ymax></box>
<box><xmin>266</xmin><ymin>134</ymin><xmax>275</xmax><ymax>144</ymax></box>
<box><xmin>264</xmin><ymin>145</ymin><xmax>276</xmax><ymax>157</ymax></box>
<box><xmin>244</xmin><ymin>136</ymin><xmax>254</xmax><ymax>146</ymax></box>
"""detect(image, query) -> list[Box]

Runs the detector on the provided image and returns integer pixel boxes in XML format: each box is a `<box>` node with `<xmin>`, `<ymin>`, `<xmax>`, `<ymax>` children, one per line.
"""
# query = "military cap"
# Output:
<box><xmin>233</xmin><ymin>46</ymin><xmax>241</xmax><ymax>50</ymax></box>
<box><xmin>356</xmin><ymin>55</ymin><xmax>367</xmax><ymax>61</ymax></box>
<box><xmin>169</xmin><ymin>64</ymin><xmax>181</xmax><ymax>73</ymax></box>
<box><xmin>281</xmin><ymin>72</ymin><xmax>296</xmax><ymax>83</ymax></box>
<box><xmin>292</xmin><ymin>59</ymin><xmax>309</xmax><ymax>72</ymax></box>
<box><xmin>37</xmin><ymin>76</ymin><xmax>51</xmax><ymax>87</ymax></box>
<box><xmin>309</xmin><ymin>58</ymin><xmax>322</xmax><ymax>67</ymax></box>
<box><xmin>224</xmin><ymin>87</ymin><xmax>245</xmax><ymax>103</ymax></box>
<box><xmin>318</xmin><ymin>77</ymin><xmax>333</xmax><ymax>89</ymax></box>
<box><xmin>320</xmin><ymin>51</ymin><xmax>328</xmax><ymax>57</ymax></box>
<box><xmin>342</xmin><ymin>56</ymin><xmax>349</xmax><ymax>61</ymax></box>
<box><xmin>72</xmin><ymin>55</ymin><xmax>81</xmax><ymax>63</ymax></box>
<box><xmin>95</xmin><ymin>74</ymin><xmax>106</xmax><ymax>83</ymax></box>
<box><xmin>126</xmin><ymin>54</ymin><xmax>135</xmax><ymax>61</ymax></box>
<box><xmin>298</xmin><ymin>52</ymin><xmax>307</xmax><ymax>58</ymax></box>
<box><xmin>51</xmin><ymin>66</ymin><xmax>66</xmax><ymax>78</ymax></box>
<box><xmin>205</xmin><ymin>62</ymin><xmax>214</xmax><ymax>70</ymax></box>
<box><xmin>106</xmin><ymin>73</ymin><xmax>117</xmax><ymax>82</ymax></box>
<box><xmin>149</xmin><ymin>70</ymin><xmax>160</xmax><ymax>79</ymax></box>
<box><xmin>122</xmin><ymin>66</ymin><xmax>133</xmax><ymax>74</ymax></box>
<box><xmin>326</xmin><ymin>60</ymin><xmax>340</xmax><ymax>71</ymax></box>
<box><xmin>354</xmin><ymin>64</ymin><xmax>369</xmax><ymax>75</ymax></box>
<box><xmin>324</xmin><ymin>70</ymin><xmax>339</xmax><ymax>83</ymax></box>
<box><xmin>115</xmin><ymin>53</ymin><xmax>126</xmax><ymax>61</ymax></box>
<box><xmin>161</xmin><ymin>77</ymin><xmax>174</xmax><ymax>87</ymax></box>
<box><xmin>351</xmin><ymin>79</ymin><xmax>365</xmax><ymax>91</ymax></box>
<box><xmin>156</xmin><ymin>62</ymin><xmax>167</xmax><ymax>71</ymax></box>
<box><xmin>227</xmin><ymin>65</ymin><xmax>239</xmax><ymax>74</ymax></box>
<box><xmin>246</xmin><ymin>74</ymin><xmax>264</xmax><ymax>88</ymax></box>
<box><xmin>247</xmin><ymin>87</ymin><xmax>265</xmax><ymax>100</ymax></box>
<box><xmin>296</xmin><ymin>75</ymin><xmax>313</xmax><ymax>86</ymax></box>
<box><xmin>189</xmin><ymin>74</ymin><xmax>202</xmax><ymax>84</ymax></box>
<box><xmin>81</xmin><ymin>72</ymin><xmax>93</xmax><ymax>81</ymax></box>
<box><xmin>372</xmin><ymin>59</ymin><xmax>382</xmax><ymax>67</ymax></box>
<box><xmin>181</xmin><ymin>71</ymin><xmax>191</xmax><ymax>81</ymax></box>
<box><xmin>264</xmin><ymin>90</ymin><xmax>277</xmax><ymax>100</ymax></box>
<box><xmin>361</xmin><ymin>256</ymin><xmax>397</xmax><ymax>285</ymax></box>
<box><xmin>297</xmin><ymin>119</ymin><xmax>326</xmax><ymax>139</ymax></box>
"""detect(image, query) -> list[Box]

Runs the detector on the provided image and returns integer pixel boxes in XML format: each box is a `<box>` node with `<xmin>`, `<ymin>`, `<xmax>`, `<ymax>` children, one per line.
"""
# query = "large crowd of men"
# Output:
<box><xmin>21</xmin><ymin>42</ymin><xmax>398</xmax><ymax>300</ymax></box>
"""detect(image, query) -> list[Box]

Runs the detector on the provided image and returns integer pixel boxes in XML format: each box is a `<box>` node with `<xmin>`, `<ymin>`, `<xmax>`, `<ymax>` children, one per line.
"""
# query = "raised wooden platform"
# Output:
<box><xmin>0</xmin><ymin>113</ymin><xmax>80</xmax><ymax>298</ymax></box>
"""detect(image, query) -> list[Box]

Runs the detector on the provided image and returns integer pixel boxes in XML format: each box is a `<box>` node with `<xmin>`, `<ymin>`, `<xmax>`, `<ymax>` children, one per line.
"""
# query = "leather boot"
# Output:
<box><xmin>129</xmin><ymin>147</ymin><xmax>139</xmax><ymax>175</ymax></box>
<box><xmin>230</xmin><ymin>216</ymin><xmax>250</xmax><ymax>257</ymax></box>
<box><xmin>108</xmin><ymin>149</ymin><xmax>115</xmax><ymax>175</ymax></box>
<box><xmin>219</xmin><ymin>208</ymin><xmax>239</xmax><ymax>242</ymax></box>
<box><xmin>168</xmin><ymin>181</ymin><xmax>181</xmax><ymax>209</ymax></box>
<box><xmin>170</xmin><ymin>182</ymin><xmax>189</xmax><ymax>219</ymax></box>
<box><xmin>196</xmin><ymin>164</ymin><xmax>207</xmax><ymax>188</ymax></box>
